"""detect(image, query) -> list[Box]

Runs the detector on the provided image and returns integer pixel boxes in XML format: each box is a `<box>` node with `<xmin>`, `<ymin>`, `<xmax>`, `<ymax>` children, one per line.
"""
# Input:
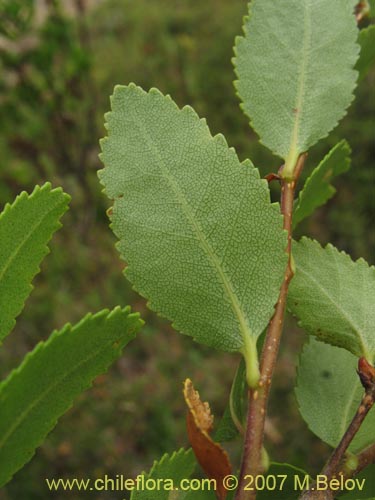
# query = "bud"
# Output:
<box><xmin>357</xmin><ymin>357</ymin><xmax>375</xmax><ymax>390</ymax></box>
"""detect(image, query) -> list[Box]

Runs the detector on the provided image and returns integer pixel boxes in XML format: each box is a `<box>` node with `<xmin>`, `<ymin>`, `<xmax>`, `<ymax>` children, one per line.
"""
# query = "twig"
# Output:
<box><xmin>322</xmin><ymin>394</ymin><xmax>374</xmax><ymax>478</ymax></box>
<box><xmin>300</xmin><ymin>358</ymin><xmax>375</xmax><ymax>499</ymax></box>
<box><xmin>234</xmin><ymin>153</ymin><xmax>307</xmax><ymax>500</ymax></box>
<box><xmin>355</xmin><ymin>442</ymin><xmax>375</xmax><ymax>475</ymax></box>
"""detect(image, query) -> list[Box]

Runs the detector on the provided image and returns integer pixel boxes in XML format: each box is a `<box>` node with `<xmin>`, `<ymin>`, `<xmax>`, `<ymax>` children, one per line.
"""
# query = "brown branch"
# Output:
<box><xmin>300</xmin><ymin>358</ymin><xmax>375</xmax><ymax>499</ymax></box>
<box><xmin>355</xmin><ymin>442</ymin><xmax>375</xmax><ymax>475</ymax></box>
<box><xmin>234</xmin><ymin>153</ymin><xmax>307</xmax><ymax>500</ymax></box>
<box><xmin>322</xmin><ymin>394</ymin><xmax>374</xmax><ymax>478</ymax></box>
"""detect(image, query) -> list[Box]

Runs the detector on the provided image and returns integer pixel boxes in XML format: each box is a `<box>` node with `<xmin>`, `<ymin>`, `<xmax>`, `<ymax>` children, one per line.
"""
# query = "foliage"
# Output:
<box><xmin>296</xmin><ymin>339</ymin><xmax>375</xmax><ymax>452</ymax></box>
<box><xmin>130</xmin><ymin>449</ymin><xmax>196</xmax><ymax>500</ymax></box>
<box><xmin>0</xmin><ymin>183</ymin><xmax>69</xmax><ymax>341</ymax></box>
<box><xmin>98</xmin><ymin>0</ymin><xmax>375</xmax><ymax>498</ymax></box>
<box><xmin>0</xmin><ymin>0</ymin><xmax>374</xmax><ymax>498</ymax></box>
<box><xmin>0</xmin><ymin>184</ymin><xmax>142</xmax><ymax>487</ymax></box>
<box><xmin>357</xmin><ymin>25</ymin><xmax>375</xmax><ymax>80</ymax></box>
<box><xmin>234</xmin><ymin>0</ymin><xmax>359</xmax><ymax>177</ymax></box>
<box><xmin>99</xmin><ymin>84</ymin><xmax>287</xmax><ymax>385</ymax></box>
<box><xmin>293</xmin><ymin>140</ymin><xmax>351</xmax><ymax>228</ymax></box>
<box><xmin>288</xmin><ymin>237</ymin><xmax>375</xmax><ymax>360</ymax></box>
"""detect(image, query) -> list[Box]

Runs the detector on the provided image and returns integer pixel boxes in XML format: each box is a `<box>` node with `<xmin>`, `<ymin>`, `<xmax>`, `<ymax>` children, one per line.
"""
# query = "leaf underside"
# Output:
<box><xmin>288</xmin><ymin>237</ymin><xmax>375</xmax><ymax>360</ymax></box>
<box><xmin>0</xmin><ymin>306</ymin><xmax>142</xmax><ymax>487</ymax></box>
<box><xmin>234</xmin><ymin>0</ymin><xmax>359</xmax><ymax>164</ymax></box>
<box><xmin>293</xmin><ymin>140</ymin><xmax>351</xmax><ymax>228</ymax></box>
<box><xmin>0</xmin><ymin>183</ymin><xmax>70</xmax><ymax>343</ymax></box>
<box><xmin>99</xmin><ymin>84</ymin><xmax>287</xmax><ymax>357</ymax></box>
<box><xmin>356</xmin><ymin>25</ymin><xmax>375</xmax><ymax>81</ymax></box>
<box><xmin>296</xmin><ymin>339</ymin><xmax>375</xmax><ymax>452</ymax></box>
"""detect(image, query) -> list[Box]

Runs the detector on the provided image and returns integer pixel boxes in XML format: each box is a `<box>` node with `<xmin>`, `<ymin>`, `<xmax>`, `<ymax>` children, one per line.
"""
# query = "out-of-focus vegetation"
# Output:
<box><xmin>0</xmin><ymin>1</ymin><xmax>373</xmax><ymax>498</ymax></box>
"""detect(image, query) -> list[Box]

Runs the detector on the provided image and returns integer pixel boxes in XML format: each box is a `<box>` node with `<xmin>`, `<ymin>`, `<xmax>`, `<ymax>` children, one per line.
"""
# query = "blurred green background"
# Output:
<box><xmin>0</xmin><ymin>0</ymin><xmax>373</xmax><ymax>498</ymax></box>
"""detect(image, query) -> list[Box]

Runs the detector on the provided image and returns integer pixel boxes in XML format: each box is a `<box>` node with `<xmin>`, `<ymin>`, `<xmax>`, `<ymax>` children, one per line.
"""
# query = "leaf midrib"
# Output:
<box><xmin>0</xmin><ymin>198</ymin><xmax>61</xmax><ymax>284</ymax></box>
<box><xmin>288</xmin><ymin>0</ymin><xmax>311</xmax><ymax>158</ymax></box>
<box><xmin>130</xmin><ymin>107</ymin><xmax>253</xmax><ymax>348</ymax></box>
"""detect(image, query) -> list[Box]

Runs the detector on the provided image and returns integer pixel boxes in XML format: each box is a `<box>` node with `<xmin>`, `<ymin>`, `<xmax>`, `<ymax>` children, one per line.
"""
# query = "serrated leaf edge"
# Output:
<box><xmin>0</xmin><ymin>306</ymin><xmax>142</xmax><ymax>485</ymax></box>
<box><xmin>293</xmin><ymin>139</ymin><xmax>351</xmax><ymax>227</ymax></box>
<box><xmin>147</xmin><ymin>448</ymin><xmax>194</xmax><ymax>478</ymax></box>
<box><xmin>290</xmin><ymin>237</ymin><xmax>375</xmax><ymax>360</ymax></box>
<box><xmin>98</xmin><ymin>84</ymin><xmax>287</xmax><ymax>386</ymax></box>
<box><xmin>0</xmin><ymin>182</ymin><xmax>71</xmax><ymax>342</ymax></box>
<box><xmin>232</xmin><ymin>1</ymin><xmax>359</xmax><ymax>164</ymax></box>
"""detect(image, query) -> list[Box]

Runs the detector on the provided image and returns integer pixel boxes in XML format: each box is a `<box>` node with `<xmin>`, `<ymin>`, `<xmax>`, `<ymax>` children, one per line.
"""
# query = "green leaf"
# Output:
<box><xmin>130</xmin><ymin>449</ymin><xmax>196</xmax><ymax>500</ymax></box>
<box><xmin>293</xmin><ymin>140</ymin><xmax>351</xmax><ymax>228</ymax></box>
<box><xmin>215</xmin><ymin>358</ymin><xmax>246</xmax><ymax>442</ymax></box>
<box><xmin>99</xmin><ymin>84</ymin><xmax>287</xmax><ymax>387</ymax></box>
<box><xmin>134</xmin><ymin>459</ymin><xmax>307</xmax><ymax>500</ymax></box>
<box><xmin>296</xmin><ymin>339</ymin><xmax>375</xmax><ymax>452</ymax></box>
<box><xmin>234</xmin><ymin>0</ymin><xmax>359</xmax><ymax>176</ymax></box>
<box><xmin>288</xmin><ymin>238</ymin><xmax>375</xmax><ymax>360</ymax></box>
<box><xmin>339</xmin><ymin>465</ymin><xmax>375</xmax><ymax>499</ymax></box>
<box><xmin>257</xmin><ymin>463</ymin><xmax>309</xmax><ymax>500</ymax></box>
<box><xmin>357</xmin><ymin>25</ymin><xmax>375</xmax><ymax>81</ymax></box>
<box><xmin>0</xmin><ymin>306</ymin><xmax>142</xmax><ymax>487</ymax></box>
<box><xmin>0</xmin><ymin>183</ymin><xmax>70</xmax><ymax>343</ymax></box>
<box><xmin>182</xmin><ymin>463</ymin><xmax>308</xmax><ymax>500</ymax></box>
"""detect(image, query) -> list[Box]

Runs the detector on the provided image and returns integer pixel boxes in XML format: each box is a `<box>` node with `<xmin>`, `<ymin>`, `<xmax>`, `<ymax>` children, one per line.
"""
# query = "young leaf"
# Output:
<box><xmin>0</xmin><ymin>183</ymin><xmax>70</xmax><ymax>342</ymax></box>
<box><xmin>257</xmin><ymin>463</ymin><xmax>309</xmax><ymax>500</ymax></box>
<box><xmin>357</xmin><ymin>25</ymin><xmax>375</xmax><ymax>81</ymax></box>
<box><xmin>293</xmin><ymin>140</ymin><xmax>351</xmax><ymax>228</ymax></box>
<box><xmin>339</xmin><ymin>464</ymin><xmax>375</xmax><ymax>499</ymax></box>
<box><xmin>0</xmin><ymin>306</ymin><xmax>142</xmax><ymax>487</ymax></box>
<box><xmin>99</xmin><ymin>84</ymin><xmax>287</xmax><ymax>386</ymax></box>
<box><xmin>288</xmin><ymin>238</ymin><xmax>375</xmax><ymax>360</ymax></box>
<box><xmin>130</xmin><ymin>449</ymin><xmax>196</xmax><ymax>500</ymax></box>
<box><xmin>296</xmin><ymin>339</ymin><xmax>375</xmax><ymax>453</ymax></box>
<box><xmin>215</xmin><ymin>359</ymin><xmax>246</xmax><ymax>442</ymax></box>
<box><xmin>234</xmin><ymin>0</ymin><xmax>359</xmax><ymax>176</ymax></box>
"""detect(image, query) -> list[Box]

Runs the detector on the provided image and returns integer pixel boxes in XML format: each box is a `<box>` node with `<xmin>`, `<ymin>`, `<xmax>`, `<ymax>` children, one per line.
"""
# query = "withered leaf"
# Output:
<box><xmin>183</xmin><ymin>379</ymin><xmax>232</xmax><ymax>500</ymax></box>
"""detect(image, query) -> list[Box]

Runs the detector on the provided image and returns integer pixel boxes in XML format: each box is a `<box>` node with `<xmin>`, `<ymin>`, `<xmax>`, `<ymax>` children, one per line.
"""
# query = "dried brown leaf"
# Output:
<box><xmin>183</xmin><ymin>379</ymin><xmax>232</xmax><ymax>500</ymax></box>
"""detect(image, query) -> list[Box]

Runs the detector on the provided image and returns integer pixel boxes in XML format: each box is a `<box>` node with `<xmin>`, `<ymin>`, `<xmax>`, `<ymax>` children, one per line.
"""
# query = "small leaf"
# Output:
<box><xmin>184</xmin><ymin>379</ymin><xmax>232</xmax><ymax>500</ymax></box>
<box><xmin>257</xmin><ymin>463</ymin><xmax>309</xmax><ymax>500</ymax></box>
<box><xmin>234</xmin><ymin>0</ymin><xmax>359</xmax><ymax>174</ymax></box>
<box><xmin>293</xmin><ymin>140</ymin><xmax>351</xmax><ymax>228</ymax></box>
<box><xmin>356</xmin><ymin>25</ymin><xmax>375</xmax><ymax>81</ymax></box>
<box><xmin>99</xmin><ymin>84</ymin><xmax>287</xmax><ymax>386</ymax></box>
<box><xmin>339</xmin><ymin>464</ymin><xmax>375</xmax><ymax>499</ymax></box>
<box><xmin>130</xmin><ymin>448</ymin><xmax>196</xmax><ymax>500</ymax></box>
<box><xmin>296</xmin><ymin>339</ymin><xmax>375</xmax><ymax>452</ymax></box>
<box><xmin>215</xmin><ymin>359</ymin><xmax>246</xmax><ymax>442</ymax></box>
<box><xmin>0</xmin><ymin>183</ymin><xmax>70</xmax><ymax>342</ymax></box>
<box><xmin>288</xmin><ymin>237</ymin><xmax>375</xmax><ymax>360</ymax></box>
<box><xmin>0</xmin><ymin>306</ymin><xmax>142</xmax><ymax>487</ymax></box>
